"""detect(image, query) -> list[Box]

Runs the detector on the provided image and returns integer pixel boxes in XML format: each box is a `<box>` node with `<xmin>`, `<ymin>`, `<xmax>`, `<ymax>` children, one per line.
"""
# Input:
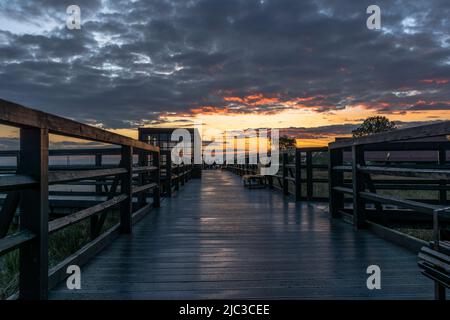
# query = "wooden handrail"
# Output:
<box><xmin>0</xmin><ymin>230</ymin><xmax>35</xmax><ymax>256</ymax></box>
<box><xmin>329</xmin><ymin>120</ymin><xmax>450</xmax><ymax>149</ymax></box>
<box><xmin>0</xmin><ymin>99</ymin><xmax>159</xmax><ymax>152</ymax></box>
<box><xmin>358</xmin><ymin>165</ymin><xmax>450</xmax><ymax>179</ymax></box>
<box><xmin>0</xmin><ymin>175</ymin><xmax>37</xmax><ymax>191</ymax></box>
<box><xmin>48</xmin><ymin>194</ymin><xmax>128</xmax><ymax>233</ymax></box>
<box><xmin>48</xmin><ymin>168</ymin><xmax>128</xmax><ymax>184</ymax></box>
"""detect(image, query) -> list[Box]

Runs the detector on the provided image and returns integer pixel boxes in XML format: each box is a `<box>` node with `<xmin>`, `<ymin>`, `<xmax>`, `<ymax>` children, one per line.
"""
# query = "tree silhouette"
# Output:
<box><xmin>352</xmin><ymin>116</ymin><xmax>396</xmax><ymax>138</ymax></box>
<box><xmin>279</xmin><ymin>135</ymin><xmax>297</xmax><ymax>149</ymax></box>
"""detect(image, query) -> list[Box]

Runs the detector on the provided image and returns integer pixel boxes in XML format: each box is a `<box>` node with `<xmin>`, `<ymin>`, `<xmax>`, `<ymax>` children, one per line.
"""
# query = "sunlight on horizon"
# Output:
<box><xmin>1</xmin><ymin>104</ymin><xmax>450</xmax><ymax>148</ymax></box>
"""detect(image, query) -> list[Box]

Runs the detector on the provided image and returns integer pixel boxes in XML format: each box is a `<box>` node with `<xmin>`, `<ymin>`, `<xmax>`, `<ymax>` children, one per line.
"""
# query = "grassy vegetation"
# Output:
<box><xmin>395</xmin><ymin>227</ymin><xmax>433</xmax><ymax>242</ymax></box>
<box><xmin>0</xmin><ymin>210</ymin><xmax>119</xmax><ymax>299</ymax></box>
<box><xmin>0</xmin><ymin>251</ymin><xmax>19</xmax><ymax>300</ymax></box>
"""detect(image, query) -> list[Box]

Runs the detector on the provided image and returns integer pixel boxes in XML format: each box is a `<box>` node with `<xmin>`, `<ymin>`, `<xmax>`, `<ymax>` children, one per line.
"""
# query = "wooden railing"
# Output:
<box><xmin>224</xmin><ymin>147</ymin><xmax>328</xmax><ymax>201</ymax></box>
<box><xmin>160</xmin><ymin>150</ymin><xmax>193</xmax><ymax>197</ymax></box>
<box><xmin>0</xmin><ymin>99</ymin><xmax>163</xmax><ymax>299</ymax></box>
<box><xmin>0</xmin><ymin>148</ymin><xmax>192</xmax><ymax>205</ymax></box>
<box><xmin>328</xmin><ymin>122</ymin><xmax>450</xmax><ymax>230</ymax></box>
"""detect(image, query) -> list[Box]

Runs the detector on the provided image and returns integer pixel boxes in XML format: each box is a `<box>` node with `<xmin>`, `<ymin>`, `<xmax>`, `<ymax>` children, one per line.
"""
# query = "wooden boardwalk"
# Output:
<box><xmin>50</xmin><ymin>170</ymin><xmax>433</xmax><ymax>299</ymax></box>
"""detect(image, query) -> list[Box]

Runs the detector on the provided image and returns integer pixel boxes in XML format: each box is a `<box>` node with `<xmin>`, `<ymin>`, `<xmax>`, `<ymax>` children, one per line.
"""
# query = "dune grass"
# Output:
<box><xmin>0</xmin><ymin>211</ymin><xmax>119</xmax><ymax>299</ymax></box>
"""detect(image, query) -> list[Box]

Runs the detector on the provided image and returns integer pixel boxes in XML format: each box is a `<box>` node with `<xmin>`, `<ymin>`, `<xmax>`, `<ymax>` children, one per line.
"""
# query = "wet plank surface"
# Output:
<box><xmin>50</xmin><ymin>170</ymin><xmax>432</xmax><ymax>299</ymax></box>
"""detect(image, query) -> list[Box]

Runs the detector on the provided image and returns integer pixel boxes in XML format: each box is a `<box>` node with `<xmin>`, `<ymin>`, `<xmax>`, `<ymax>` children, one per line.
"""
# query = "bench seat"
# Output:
<box><xmin>418</xmin><ymin>241</ymin><xmax>450</xmax><ymax>300</ymax></box>
<box><xmin>242</xmin><ymin>174</ymin><xmax>266</xmax><ymax>189</ymax></box>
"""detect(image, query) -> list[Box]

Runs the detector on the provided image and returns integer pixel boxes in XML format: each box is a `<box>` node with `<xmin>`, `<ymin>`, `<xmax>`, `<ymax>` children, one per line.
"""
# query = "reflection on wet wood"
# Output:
<box><xmin>50</xmin><ymin>171</ymin><xmax>433</xmax><ymax>300</ymax></box>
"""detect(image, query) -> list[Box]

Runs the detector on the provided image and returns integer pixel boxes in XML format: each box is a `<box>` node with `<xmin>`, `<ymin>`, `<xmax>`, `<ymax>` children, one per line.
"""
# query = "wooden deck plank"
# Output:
<box><xmin>50</xmin><ymin>170</ymin><xmax>433</xmax><ymax>299</ymax></box>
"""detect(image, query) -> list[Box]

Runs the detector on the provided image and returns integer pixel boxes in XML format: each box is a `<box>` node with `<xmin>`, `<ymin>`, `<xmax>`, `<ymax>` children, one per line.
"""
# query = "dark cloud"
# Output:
<box><xmin>0</xmin><ymin>0</ymin><xmax>449</xmax><ymax>128</ymax></box>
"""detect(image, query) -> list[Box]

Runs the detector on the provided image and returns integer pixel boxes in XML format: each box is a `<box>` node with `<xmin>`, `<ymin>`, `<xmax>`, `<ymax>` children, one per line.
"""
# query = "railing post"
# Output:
<box><xmin>306</xmin><ymin>151</ymin><xmax>313</xmax><ymax>200</ymax></box>
<box><xmin>329</xmin><ymin>148</ymin><xmax>344</xmax><ymax>219</ymax></box>
<box><xmin>138</xmin><ymin>150</ymin><xmax>147</xmax><ymax>208</ymax></box>
<box><xmin>93</xmin><ymin>152</ymin><xmax>103</xmax><ymax>235</ymax></box>
<box><xmin>438</xmin><ymin>146</ymin><xmax>447</xmax><ymax>204</ymax></box>
<box><xmin>295</xmin><ymin>149</ymin><xmax>302</xmax><ymax>201</ymax></box>
<box><xmin>432</xmin><ymin>208</ymin><xmax>447</xmax><ymax>300</ymax></box>
<box><xmin>95</xmin><ymin>153</ymin><xmax>102</xmax><ymax>194</ymax></box>
<box><xmin>181</xmin><ymin>164</ymin><xmax>185</xmax><ymax>186</ymax></box>
<box><xmin>15</xmin><ymin>151</ymin><xmax>20</xmax><ymax>169</ymax></box>
<box><xmin>165</xmin><ymin>151</ymin><xmax>172</xmax><ymax>197</ymax></box>
<box><xmin>352</xmin><ymin>145</ymin><xmax>366</xmax><ymax>229</ymax></box>
<box><xmin>282</xmin><ymin>152</ymin><xmax>289</xmax><ymax>195</ymax></box>
<box><xmin>92</xmin><ymin>154</ymin><xmax>101</xmax><ymax>237</ymax></box>
<box><xmin>18</xmin><ymin>127</ymin><xmax>49</xmax><ymax>300</ymax></box>
<box><xmin>175</xmin><ymin>165</ymin><xmax>180</xmax><ymax>191</ymax></box>
<box><xmin>153</xmin><ymin>151</ymin><xmax>161</xmax><ymax>208</ymax></box>
<box><xmin>91</xmin><ymin>153</ymin><xmax>102</xmax><ymax>238</ymax></box>
<box><xmin>89</xmin><ymin>214</ymin><xmax>99</xmax><ymax>240</ymax></box>
<box><xmin>120</xmin><ymin>145</ymin><xmax>133</xmax><ymax>234</ymax></box>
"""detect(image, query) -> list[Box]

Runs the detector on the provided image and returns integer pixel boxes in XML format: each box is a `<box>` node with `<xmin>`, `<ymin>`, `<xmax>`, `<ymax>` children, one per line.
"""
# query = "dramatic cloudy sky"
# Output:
<box><xmin>0</xmin><ymin>0</ymin><xmax>449</xmax><ymax>146</ymax></box>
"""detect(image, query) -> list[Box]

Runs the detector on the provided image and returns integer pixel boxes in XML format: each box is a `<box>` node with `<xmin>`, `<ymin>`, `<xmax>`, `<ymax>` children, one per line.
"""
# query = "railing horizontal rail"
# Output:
<box><xmin>0</xmin><ymin>147</ymin><xmax>168</xmax><ymax>157</ymax></box>
<box><xmin>48</xmin><ymin>168</ymin><xmax>128</xmax><ymax>184</ymax></box>
<box><xmin>132</xmin><ymin>183</ymin><xmax>158</xmax><ymax>194</ymax></box>
<box><xmin>358</xmin><ymin>165</ymin><xmax>450</xmax><ymax>179</ymax></box>
<box><xmin>359</xmin><ymin>192</ymin><xmax>442</xmax><ymax>215</ymax></box>
<box><xmin>0</xmin><ymin>230</ymin><xmax>35</xmax><ymax>256</ymax></box>
<box><xmin>0</xmin><ymin>175</ymin><xmax>37</xmax><ymax>191</ymax></box>
<box><xmin>332</xmin><ymin>165</ymin><xmax>352</xmax><ymax>172</ymax></box>
<box><xmin>333</xmin><ymin>186</ymin><xmax>353</xmax><ymax>194</ymax></box>
<box><xmin>132</xmin><ymin>166</ymin><xmax>158</xmax><ymax>173</ymax></box>
<box><xmin>48</xmin><ymin>194</ymin><xmax>128</xmax><ymax>233</ymax></box>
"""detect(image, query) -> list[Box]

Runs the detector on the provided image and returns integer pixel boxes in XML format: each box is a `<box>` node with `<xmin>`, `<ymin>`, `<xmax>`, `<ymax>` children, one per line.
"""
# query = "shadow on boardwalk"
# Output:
<box><xmin>50</xmin><ymin>170</ymin><xmax>432</xmax><ymax>299</ymax></box>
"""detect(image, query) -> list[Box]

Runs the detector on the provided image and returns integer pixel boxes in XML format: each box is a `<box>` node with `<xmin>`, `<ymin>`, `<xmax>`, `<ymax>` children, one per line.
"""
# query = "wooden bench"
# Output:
<box><xmin>417</xmin><ymin>207</ymin><xmax>450</xmax><ymax>300</ymax></box>
<box><xmin>242</xmin><ymin>174</ymin><xmax>266</xmax><ymax>189</ymax></box>
<box><xmin>418</xmin><ymin>241</ymin><xmax>450</xmax><ymax>300</ymax></box>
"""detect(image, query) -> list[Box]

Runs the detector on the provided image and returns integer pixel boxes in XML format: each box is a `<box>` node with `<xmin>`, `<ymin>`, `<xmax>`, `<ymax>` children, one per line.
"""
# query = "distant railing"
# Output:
<box><xmin>0</xmin><ymin>147</ymin><xmax>194</xmax><ymax>211</ymax></box>
<box><xmin>223</xmin><ymin>128</ymin><xmax>450</xmax><ymax>231</ymax></box>
<box><xmin>0</xmin><ymin>99</ymin><xmax>163</xmax><ymax>299</ymax></box>
<box><xmin>160</xmin><ymin>150</ymin><xmax>192</xmax><ymax>197</ymax></box>
<box><xmin>224</xmin><ymin>147</ymin><xmax>329</xmax><ymax>201</ymax></box>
